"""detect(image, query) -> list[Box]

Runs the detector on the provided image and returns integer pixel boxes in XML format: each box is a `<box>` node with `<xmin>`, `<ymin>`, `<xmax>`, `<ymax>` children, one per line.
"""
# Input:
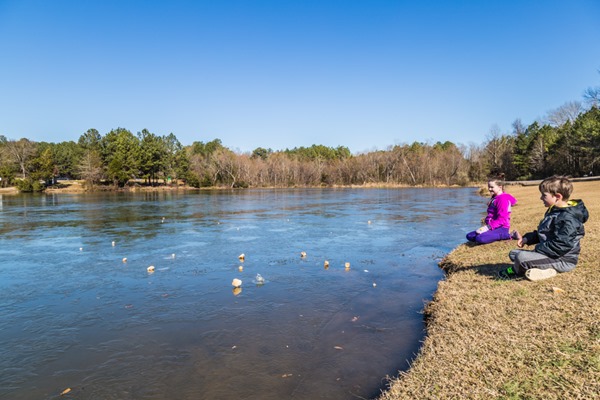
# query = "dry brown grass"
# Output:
<box><xmin>379</xmin><ymin>181</ymin><xmax>600</xmax><ymax>400</ymax></box>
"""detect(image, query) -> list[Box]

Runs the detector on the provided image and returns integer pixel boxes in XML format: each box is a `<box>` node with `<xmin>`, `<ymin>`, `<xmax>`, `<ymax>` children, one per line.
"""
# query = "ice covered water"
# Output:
<box><xmin>0</xmin><ymin>188</ymin><xmax>481</xmax><ymax>399</ymax></box>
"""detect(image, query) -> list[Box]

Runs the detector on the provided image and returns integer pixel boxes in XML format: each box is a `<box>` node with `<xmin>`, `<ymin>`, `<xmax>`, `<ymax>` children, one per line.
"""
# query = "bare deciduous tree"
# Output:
<box><xmin>484</xmin><ymin>125</ymin><xmax>511</xmax><ymax>175</ymax></box>
<box><xmin>545</xmin><ymin>101</ymin><xmax>584</xmax><ymax>127</ymax></box>
<box><xmin>2</xmin><ymin>138</ymin><xmax>37</xmax><ymax>178</ymax></box>
<box><xmin>583</xmin><ymin>69</ymin><xmax>600</xmax><ymax>107</ymax></box>
<box><xmin>78</xmin><ymin>150</ymin><xmax>104</xmax><ymax>188</ymax></box>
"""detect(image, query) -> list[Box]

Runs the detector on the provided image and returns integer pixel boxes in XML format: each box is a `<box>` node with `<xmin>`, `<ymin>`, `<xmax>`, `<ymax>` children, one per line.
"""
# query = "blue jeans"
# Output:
<box><xmin>466</xmin><ymin>227</ymin><xmax>511</xmax><ymax>244</ymax></box>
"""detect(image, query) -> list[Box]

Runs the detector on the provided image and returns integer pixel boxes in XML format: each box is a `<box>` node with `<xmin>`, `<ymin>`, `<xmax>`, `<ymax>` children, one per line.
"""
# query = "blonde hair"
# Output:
<box><xmin>539</xmin><ymin>175</ymin><xmax>573</xmax><ymax>200</ymax></box>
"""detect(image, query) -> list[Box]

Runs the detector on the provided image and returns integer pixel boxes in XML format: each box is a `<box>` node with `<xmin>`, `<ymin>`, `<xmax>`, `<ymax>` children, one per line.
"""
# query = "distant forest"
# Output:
<box><xmin>1</xmin><ymin>87</ymin><xmax>599</xmax><ymax>191</ymax></box>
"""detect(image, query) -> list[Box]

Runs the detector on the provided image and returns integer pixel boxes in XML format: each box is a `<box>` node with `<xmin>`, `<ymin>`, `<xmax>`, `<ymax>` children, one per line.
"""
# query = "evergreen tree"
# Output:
<box><xmin>102</xmin><ymin>128</ymin><xmax>140</xmax><ymax>187</ymax></box>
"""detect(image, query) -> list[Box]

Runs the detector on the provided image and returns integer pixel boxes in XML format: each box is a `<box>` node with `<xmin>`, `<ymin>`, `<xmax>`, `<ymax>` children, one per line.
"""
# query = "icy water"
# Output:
<box><xmin>0</xmin><ymin>188</ymin><xmax>482</xmax><ymax>400</ymax></box>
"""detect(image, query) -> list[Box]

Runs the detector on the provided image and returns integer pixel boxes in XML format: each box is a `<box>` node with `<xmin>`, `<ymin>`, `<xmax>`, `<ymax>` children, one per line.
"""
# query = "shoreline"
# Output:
<box><xmin>2</xmin><ymin>175</ymin><xmax>596</xmax><ymax>195</ymax></box>
<box><xmin>3</xmin><ymin>181</ymin><xmax>479</xmax><ymax>195</ymax></box>
<box><xmin>379</xmin><ymin>180</ymin><xmax>599</xmax><ymax>399</ymax></box>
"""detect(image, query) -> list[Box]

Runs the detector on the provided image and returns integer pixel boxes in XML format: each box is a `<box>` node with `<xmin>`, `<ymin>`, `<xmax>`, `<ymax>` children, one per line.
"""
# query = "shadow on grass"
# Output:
<box><xmin>440</xmin><ymin>258</ymin><xmax>512</xmax><ymax>279</ymax></box>
<box><xmin>471</xmin><ymin>263</ymin><xmax>513</xmax><ymax>278</ymax></box>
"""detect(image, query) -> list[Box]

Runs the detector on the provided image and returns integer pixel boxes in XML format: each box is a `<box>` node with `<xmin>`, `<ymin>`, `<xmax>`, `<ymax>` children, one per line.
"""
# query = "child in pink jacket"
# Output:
<box><xmin>467</xmin><ymin>177</ymin><xmax>517</xmax><ymax>245</ymax></box>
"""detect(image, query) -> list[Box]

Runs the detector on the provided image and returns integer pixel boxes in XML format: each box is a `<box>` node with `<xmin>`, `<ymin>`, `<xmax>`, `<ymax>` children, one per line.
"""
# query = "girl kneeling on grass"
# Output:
<box><xmin>466</xmin><ymin>175</ymin><xmax>517</xmax><ymax>245</ymax></box>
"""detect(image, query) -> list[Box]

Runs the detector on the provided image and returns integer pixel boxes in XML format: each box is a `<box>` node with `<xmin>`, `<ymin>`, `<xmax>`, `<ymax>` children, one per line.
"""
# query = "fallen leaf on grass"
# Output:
<box><xmin>60</xmin><ymin>388</ymin><xmax>72</xmax><ymax>395</ymax></box>
<box><xmin>552</xmin><ymin>287</ymin><xmax>564</xmax><ymax>294</ymax></box>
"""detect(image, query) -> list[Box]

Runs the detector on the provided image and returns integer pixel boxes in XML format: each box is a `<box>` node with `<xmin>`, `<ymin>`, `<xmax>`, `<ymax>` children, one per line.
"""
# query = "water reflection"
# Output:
<box><xmin>0</xmin><ymin>188</ymin><xmax>481</xmax><ymax>399</ymax></box>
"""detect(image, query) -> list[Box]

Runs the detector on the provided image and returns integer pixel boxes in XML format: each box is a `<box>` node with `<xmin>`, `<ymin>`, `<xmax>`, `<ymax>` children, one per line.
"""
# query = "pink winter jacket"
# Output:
<box><xmin>485</xmin><ymin>192</ymin><xmax>517</xmax><ymax>230</ymax></box>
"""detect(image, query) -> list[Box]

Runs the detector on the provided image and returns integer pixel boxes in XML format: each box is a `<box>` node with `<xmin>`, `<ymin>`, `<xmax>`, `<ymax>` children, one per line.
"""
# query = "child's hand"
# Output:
<box><xmin>476</xmin><ymin>226</ymin><xmax>489</xmax><ymax>234</ymax></box>
<box><xmin>519</xmin><ymin>236</ymin><xmax>529</xmax><ymax>247</ymax></box>
<box><xmin>516</xmin><ymin>233</ymin><xmax>525</xmax><ymax>248</ymax></box>
<box><xmin>511</xmin><ymin>230</ymin><xmax>525</xmax><ymax>247</ymax></box>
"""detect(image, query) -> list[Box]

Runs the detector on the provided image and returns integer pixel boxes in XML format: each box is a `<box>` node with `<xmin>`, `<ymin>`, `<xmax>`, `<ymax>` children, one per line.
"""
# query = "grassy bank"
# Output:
<box><xmin>380</xmin><ymin>180</ymin><xmax>599</xmax><ymax>400</ymax></box>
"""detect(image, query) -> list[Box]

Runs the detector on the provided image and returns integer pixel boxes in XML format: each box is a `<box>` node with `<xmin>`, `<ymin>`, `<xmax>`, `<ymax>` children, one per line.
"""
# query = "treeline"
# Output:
<box><xmin>477</xmin><ymin>105</ymin><xmax>600</xmax><ymax>181</ymax></box>
<box><xmin>1</xmin><ymin>107</ymin><xmax>599</xmax><ymax>191</ymax></box>
<box><xmin>0</xmin><ymin>128</ymin><xmax>468</xmax><ymax>190</ymax></box>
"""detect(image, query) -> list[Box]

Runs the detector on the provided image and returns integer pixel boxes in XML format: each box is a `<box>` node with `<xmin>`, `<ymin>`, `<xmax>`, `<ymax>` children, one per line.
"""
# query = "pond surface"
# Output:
<box><xmin>0</xmin><ymin>188</ymin><xmax>481</xmax><ymax>399</ymax></box>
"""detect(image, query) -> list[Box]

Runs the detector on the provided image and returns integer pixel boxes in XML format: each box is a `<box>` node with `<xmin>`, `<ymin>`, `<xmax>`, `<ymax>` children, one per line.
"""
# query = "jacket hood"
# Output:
<box><xmin>562</xmin><ymin>199</ymin><xmax>589</xmax><ymax>224</ymax></box>
<box><xmin>497</xmin><ymin>192</ymin><xmax>517</xmax><ymax>206</ymax></box>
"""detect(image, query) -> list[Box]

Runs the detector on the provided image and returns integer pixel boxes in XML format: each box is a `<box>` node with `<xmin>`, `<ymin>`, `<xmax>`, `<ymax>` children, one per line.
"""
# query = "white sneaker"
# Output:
<box><xmin>525</xmin><ymin>268</ymin><xmax>557</xmax><ymax>281</ymax></box>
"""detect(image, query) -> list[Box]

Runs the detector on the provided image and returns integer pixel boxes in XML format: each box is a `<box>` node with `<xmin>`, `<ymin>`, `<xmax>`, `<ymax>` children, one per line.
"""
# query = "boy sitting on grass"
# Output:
<box><xmin>498</xmin><ymin>175</ymin><xmax>589</xmax><ymax>281</ymax></box>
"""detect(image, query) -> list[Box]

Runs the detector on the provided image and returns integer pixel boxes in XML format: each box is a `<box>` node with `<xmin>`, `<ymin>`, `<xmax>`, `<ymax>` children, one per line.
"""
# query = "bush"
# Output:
<box><xmin>15</xmin><ymin>178</ymin><xmax>45</xmax><ymax>192</ymax></box>
<box><xmin>233</xmin><ymin>181</ymin><xmax>249</xmax><ymax>189</ymax></box>
<box><xmin>186</xmin><ymin>174</ymin><xmax>201</xmax><ymax>188</ymax></box>
<box><xmin>32</xmin><ymin>180</ymin><xmax>45</xmax><ymax>192</ymax></box>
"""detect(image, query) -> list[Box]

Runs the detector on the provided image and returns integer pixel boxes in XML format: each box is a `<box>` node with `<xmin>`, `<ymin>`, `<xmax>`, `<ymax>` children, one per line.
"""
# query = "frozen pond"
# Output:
<box><xmin>0</xmin><ymin>188</ymin><xmax>481</xmax><ymax>399</ymax></box>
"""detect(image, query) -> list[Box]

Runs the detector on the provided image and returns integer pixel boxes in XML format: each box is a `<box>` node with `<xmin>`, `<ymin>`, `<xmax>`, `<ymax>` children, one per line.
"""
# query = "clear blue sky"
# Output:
<box><xmin>1</xmin><ymin>0</ymin><xmax>599</xmax><ymax>154</ymax></box>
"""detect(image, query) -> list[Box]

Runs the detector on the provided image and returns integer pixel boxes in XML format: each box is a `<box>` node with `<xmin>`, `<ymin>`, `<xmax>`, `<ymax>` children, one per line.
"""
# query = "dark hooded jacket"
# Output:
<box><xmin>523</xmin><ymin>199</ymin><xmax>589</xmax><ymax>265</ymax></box>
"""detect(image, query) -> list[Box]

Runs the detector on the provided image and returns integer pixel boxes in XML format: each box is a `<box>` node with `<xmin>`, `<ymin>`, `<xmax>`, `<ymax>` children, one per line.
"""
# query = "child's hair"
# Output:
<box><xmin>487</xmin><ymin>172</ymin><xmax>505</xmax><ymax>187</ymax></box>
<box><xmin>539</xmin><ymin>175</ymin><xmax>573</xmax><ymax>200</ymax></box>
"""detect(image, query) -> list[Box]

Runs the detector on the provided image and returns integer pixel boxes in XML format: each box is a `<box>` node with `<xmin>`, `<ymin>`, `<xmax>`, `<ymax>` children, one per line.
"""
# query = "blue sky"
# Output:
<box><xmin>1</xmin><ymin>0</ymin><xmax>599</xmax><ymax>154</ymax></box>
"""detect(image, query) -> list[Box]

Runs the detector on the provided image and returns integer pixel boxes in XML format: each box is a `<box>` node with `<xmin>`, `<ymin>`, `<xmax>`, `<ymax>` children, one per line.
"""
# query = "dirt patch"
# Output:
<box><xmin>0</xmin><ymin>187</ymin><xmax>19</xmax><ymax>194</ymax></box>
<box><xmin>44</xmin><ymin>180</ymin><xmax>88</xmax><ymax>193</ymax></box>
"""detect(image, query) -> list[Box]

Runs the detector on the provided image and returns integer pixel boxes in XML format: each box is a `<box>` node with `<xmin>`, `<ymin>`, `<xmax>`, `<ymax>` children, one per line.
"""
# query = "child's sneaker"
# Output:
<box><xmin>525</xmin><ymin>268</ymin><xmax>557</xmax><ymax>281</ymax></box>
<box><xmin>497</xmin><ymin>266</ymin><xmax>518</xmax><ymax>280</ymax></box>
